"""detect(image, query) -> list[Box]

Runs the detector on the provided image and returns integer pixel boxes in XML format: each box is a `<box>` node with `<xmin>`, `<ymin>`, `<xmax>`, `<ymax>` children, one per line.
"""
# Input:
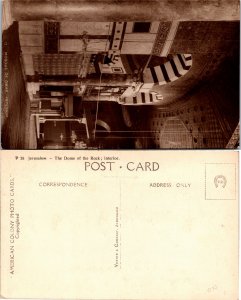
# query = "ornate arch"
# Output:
<box><xmin>119</xmin><ymin>54</ymin><xmax>192</xmax><ymax>106</ymax></box>
<box><xmin>142</xmin><ymin>54</ymin><xmax>192</xmax><ymax>89</ymax></box>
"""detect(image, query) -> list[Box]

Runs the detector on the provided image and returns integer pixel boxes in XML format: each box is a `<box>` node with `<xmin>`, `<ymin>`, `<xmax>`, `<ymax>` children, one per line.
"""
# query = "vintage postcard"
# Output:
<box><xmin>0</xmin><ymin>1</ymin><xmax>240</xmax><ymax>299</ymax></box>
<box><xmin>1</xmin><ymin>0</ymin><xmax>240</xmax><ymax>149</ymax></box>
<box><xmin>0</xmin><ymin>150</ymin><xmax>238</xmax><ymax>299</ymax></box>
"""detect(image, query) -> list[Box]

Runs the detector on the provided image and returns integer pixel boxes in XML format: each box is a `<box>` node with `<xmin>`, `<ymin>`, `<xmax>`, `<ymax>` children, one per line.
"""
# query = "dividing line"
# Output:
<box><xmin>160</xmin><ymin>21</ymin><xmax>180</xmax><ymax>57</ymax></box>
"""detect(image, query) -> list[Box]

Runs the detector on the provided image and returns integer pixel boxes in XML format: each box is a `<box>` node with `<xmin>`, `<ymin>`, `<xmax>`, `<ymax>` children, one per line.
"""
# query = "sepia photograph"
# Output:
<box><xmin>1</xmin><ymin>0</ymin><xmax>240</xmax><ymax>149</ymax></box>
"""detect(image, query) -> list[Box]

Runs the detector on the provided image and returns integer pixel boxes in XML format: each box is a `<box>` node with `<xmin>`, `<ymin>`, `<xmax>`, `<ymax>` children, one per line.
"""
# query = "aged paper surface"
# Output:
<box><xmin>1</xmin><ymin>1</ymin><xmax>239</xmax><ymax>150</ymax></box>
<box><xmin>0</xmin><ymin>150</ymin><xmax>238</xmax><ymax>299</ymax></box>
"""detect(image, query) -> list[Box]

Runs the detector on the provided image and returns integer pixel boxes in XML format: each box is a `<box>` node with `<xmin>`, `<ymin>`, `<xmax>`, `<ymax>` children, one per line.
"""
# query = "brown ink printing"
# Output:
<box><xmin>114</xmin><ymin>206</ymin><xmax>120</xmax><ymax>268</ymax></box>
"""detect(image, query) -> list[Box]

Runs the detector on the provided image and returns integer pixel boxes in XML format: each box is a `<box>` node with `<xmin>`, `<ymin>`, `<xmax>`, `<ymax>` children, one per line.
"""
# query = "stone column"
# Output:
<box><xmin>83</xmin><ymin>94</ymin><xmax>119</xmax><ymax>102</ymax></box>
<box><xmin>2</xmin><ymin>0</ymin><xmax>14</xmax><ymax>31</ymax></box>
<box><xmin>82</xmin><ymin>74</ymin><xmax>133</xmax><ymax>86</ymax></box>
<box><xmin>42</xmin><ymin>74</ymin><xmax>133</xmax><ymax>86</ymax></box>
<box><xmin>11</xmin><ymin>0</ymin><xmax>240</xmax><ymax>22</ymax></box>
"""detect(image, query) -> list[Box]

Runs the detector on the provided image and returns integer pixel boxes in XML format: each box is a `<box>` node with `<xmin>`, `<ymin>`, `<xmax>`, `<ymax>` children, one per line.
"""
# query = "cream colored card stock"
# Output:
<box><xmin>0</xmin><ymin>150</ymin><xmax>238</xmax><ymax>300</ymax></box>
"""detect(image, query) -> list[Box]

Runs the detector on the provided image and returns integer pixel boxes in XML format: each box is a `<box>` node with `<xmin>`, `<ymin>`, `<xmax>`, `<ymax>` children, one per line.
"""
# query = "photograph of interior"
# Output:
<box><xmin>1</xmin><ymin>0</ymin><xmax>239</xmax><ymax>149</ymax></box>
